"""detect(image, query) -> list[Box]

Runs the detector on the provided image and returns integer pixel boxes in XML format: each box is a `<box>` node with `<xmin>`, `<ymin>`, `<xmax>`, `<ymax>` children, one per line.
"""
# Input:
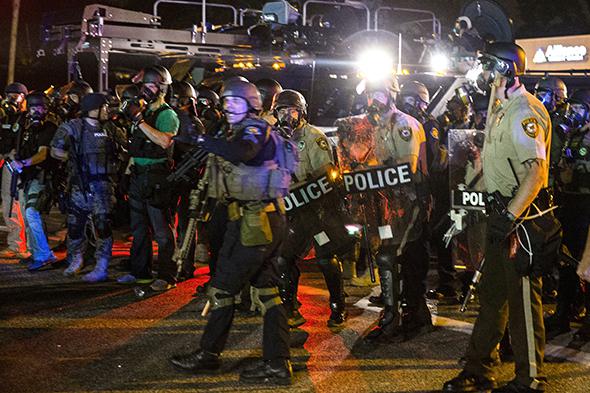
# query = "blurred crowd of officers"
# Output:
<box><xmin>0</xmin><ymin>41</ymin><xmax>589</xmax><ymax>391</ymax></box>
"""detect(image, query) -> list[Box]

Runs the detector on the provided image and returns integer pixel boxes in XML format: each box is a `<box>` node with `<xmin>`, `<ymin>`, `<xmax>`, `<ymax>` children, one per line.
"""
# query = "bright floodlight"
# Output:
<box><xmin>357</xmin><ymin>48</ymin><xmax>394</xmax><ymax>82</ymax></box>
<box><xmin>431</xmin><ymin>52</ymin><xmax>450</xmax><ymax>74</ymax></box>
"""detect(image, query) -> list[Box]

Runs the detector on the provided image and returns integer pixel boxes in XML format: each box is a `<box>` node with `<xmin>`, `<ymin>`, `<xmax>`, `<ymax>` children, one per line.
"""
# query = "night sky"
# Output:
<box><xmin>1</xmin><ymin>0</ymin><xmax>590</xmax><ymax>91</ymax></box>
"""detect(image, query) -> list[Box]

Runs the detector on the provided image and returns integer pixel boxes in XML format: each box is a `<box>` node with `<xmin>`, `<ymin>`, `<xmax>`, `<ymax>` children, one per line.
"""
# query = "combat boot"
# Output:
<box><xmin>82</xmin><ymin>258</ymin><xmax>109</xmax><ymax>283</ymax></box>
<box><xmin>327</xmin><ymin>302</ymin><xmax>347</xmax><ymax>327</ymax></box>
<box><xmin>443</xmin><ymin>370</ymin><xmax>496</xmax><ymax>392</ymax></box>
<box><xmin>239</xmin><ymin>359</ymin><xmax>293</xmax><ymax>385</ymax></box>
<box><xmin>63</xmin><ymin>256</ymin><xmax>84</xmax><ymax>277</ymax></box>
<box><xmin>170</xmin><ymin>349</ymin><xmax>221</xmax><ymax>372</ymax></box>
<box><xmin>318</xmin><ymin>257</ymin><xmax>348</xmax><ymax>327</ymax></box>
<box><xmin>365</xmin><ymin>305</ymin><xmax>403</xmax><ymax>342</ymax></box>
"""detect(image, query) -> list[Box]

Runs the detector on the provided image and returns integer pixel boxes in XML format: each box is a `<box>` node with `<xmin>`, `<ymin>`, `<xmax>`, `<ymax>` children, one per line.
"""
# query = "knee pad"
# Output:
<box><xmin>94</xmin><ymin>214</ymin><xmax>112</xmax><ymax>239</ymax></box>
<box><xmin>206</xmin><ymin>287</ymin><xmax>235</xmax><ymax>311</ymax></box>
<box><xmin>250</xmin><ymin>286</ymin><xmax>282</xmax><ymax>316</ymax></box>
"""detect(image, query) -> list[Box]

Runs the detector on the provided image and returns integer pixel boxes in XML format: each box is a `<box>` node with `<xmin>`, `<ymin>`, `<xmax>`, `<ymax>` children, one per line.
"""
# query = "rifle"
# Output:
<box><xmin>3</xmin><ymin>158</ymin><xmax>20</xmax><ymax>217</ymax></box>
<box><xmin>167</xmin><ymin>147</ymin><xmax>209</xmax><ymax>183</ymax></box>
<box><xmin>172</xmin><ymin>155</ymin><xmax>212</xmax><ymax>280</ymax></box>
<box><xmin>72</xmin><ymin>123</ymin><xmax>91</xmax><ymax>202</ymax></box>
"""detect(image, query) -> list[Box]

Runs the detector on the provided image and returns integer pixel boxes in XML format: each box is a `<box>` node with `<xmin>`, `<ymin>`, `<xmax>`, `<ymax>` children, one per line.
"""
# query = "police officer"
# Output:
<box><xmin>335</xmin><ymin>75</ymin><xmax>431</xmax><ymax>343</ymax></box>
<box><xmin>10</xmin><ymin>92</ymin><xmax>59</xmax><ymax>270</ymax></box>
<box><xmin>51</xmin><ymin>93</ymin><xmax>123</xmax><ymax>282</ymax></box>
<box><xmin>0</xmin><ymin>82</ymin><xmax>28</xmax><ymax>258</ymax></box>
<box><xmin>471</xmin><ymin>93</ymin><xmax>490</xmax><ymax>130</ymax></box>
<box><xmin>545</xmin><ymin>89</ymin><xmax>590</xmax><ymax>339</ymax></box>
<box><xmin>196</xmin><ymin>86</ymin><xmax>223</xmax><ymax>135</ymax></box>
<box><xmin>399</xmin><ymin>81</ymin><xmax>456</xmax><ymax>301</ymax></box>
<box><xmin>443</xmin><ymin>42</ymin><xmax>553</xmax><ymax>392</ymax></box>
<box><xmin>533</xmin><ymin>76</ymin><xmax>567</xmax><ymax>115</ymax></box>
<box><xmin>58</xmin><ymin>80</ymin><xmax>93</xmax><ymax>121</ymax></box>
<box><xmin>170</xmin><ymin>80</ymin><xmax>206</xmax><ymax>279</ymax></box>
<box><xmin>273</xmin><ymin>89</ymin><xmax>348</xmax><ymax>328</ymax></box>
<box><xmin>255</xmin><ymin>78</ymin><xmax>283</xmax><ymax>125</ymax></box>
<box><xmin>116</xmin><ymin>66</ymin><xmax>179</xmax><ymax>291</ymax></box>
<box><xmin>170</xmin><ymin>79</ymin><xmax>297</xmax><ymax>385</ymax></box>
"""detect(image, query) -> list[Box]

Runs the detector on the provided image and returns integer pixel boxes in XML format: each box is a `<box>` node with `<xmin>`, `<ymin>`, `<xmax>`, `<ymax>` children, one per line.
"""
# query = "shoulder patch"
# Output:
<box><xmin>398</xmin><ymin>126</ymin><xmax>412</xmax><ymax>142</ymax></box>
<box><xmin>316</xmin><ymin>137</ymin><xmax>329</xmax><ymax>151</ymax></box>
<box><xmin>430</xmin><ymin>127</ymin><xmax>439</xmax><ymax>140</ymax></box>
<box><xmin>298</xmin><ymin>140</ymin><xmax>306</xmax><ymax>151</ymax></box>
<box><xmin>244</xmin><ymin>126</ymin><xmax>262</xmax><ymax>136</ymax></box>
<box><xmin>11</xmin><ymin>123</ymin><xmax>20</xmax><ymax>133</ymax></box>
<box><xmin>521</xmin><ymin>117</ymin><xmax>539</xmax><ymax>138</ymax></box>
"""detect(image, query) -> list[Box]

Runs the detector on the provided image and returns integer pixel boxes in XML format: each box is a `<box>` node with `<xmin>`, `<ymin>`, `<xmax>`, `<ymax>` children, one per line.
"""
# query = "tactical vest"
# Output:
<box><xmin>208</xmin><ymin>119</ymin><xmax>298</xmax><ymax>201</ymax></box>
<box><xmin>78</xmin><ymin>120</ymin><xmax>119</xmax><ymax>180</ymax></box>
<box><xmin>128</xmin><ymin>105</ymin><xmax>171</xmax><ymax>159</ymax></box>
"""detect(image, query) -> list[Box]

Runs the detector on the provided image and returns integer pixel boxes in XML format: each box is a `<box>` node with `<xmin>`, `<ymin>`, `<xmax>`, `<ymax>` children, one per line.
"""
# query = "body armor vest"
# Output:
<box><xmin>67</xmin><ymin>119</ymin><xmax>119</xmax><ymax>181</ymax></box>
<box><xmin>128</xmin><ymin>105</ymin><xmax>170</xmax><ymax>159</ymax></box>
<box><xmin>208</xmin><ymin>119</ymin><xmax>298</xmax><ymax>201</ymax></box>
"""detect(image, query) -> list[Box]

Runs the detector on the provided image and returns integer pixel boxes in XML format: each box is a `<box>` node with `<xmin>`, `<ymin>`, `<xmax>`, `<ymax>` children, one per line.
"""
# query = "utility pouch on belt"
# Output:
<box><xmin>514</xmin><ymin>213</ymin><xmax>562</xmax><ymax>277</ymax></box>
<box><xmin>145</xmin><ymin>165</ymin><xmax>172</xmax><ymax>209</ymax></box>
<box><xmin>240</xmin><ymin>203</ymin><xmax>273</xmax><ymax>247</ymax></box>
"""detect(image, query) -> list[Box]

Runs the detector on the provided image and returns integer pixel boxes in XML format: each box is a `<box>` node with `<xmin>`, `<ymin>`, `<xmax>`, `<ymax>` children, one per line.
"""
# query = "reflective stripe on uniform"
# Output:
<box><xmin>522</xmin><ymin>276</ymin><xmax>538</xmax><ymax>379</ymax></box>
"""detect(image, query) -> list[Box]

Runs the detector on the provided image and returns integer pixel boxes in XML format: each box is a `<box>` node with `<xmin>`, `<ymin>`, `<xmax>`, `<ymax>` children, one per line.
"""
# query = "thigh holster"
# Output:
<box><xmin>207</xmin><ymin>286</ymin><xmax>235</xmax><ymax>311</ymax></box>
<box><xmin>250</xmin><ymin>286</ymin><xmax>282</xmax><ymax>316</ymax></box>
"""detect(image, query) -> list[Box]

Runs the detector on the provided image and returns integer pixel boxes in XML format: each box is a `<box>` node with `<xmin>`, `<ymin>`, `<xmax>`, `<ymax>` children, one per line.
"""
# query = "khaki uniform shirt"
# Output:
<box><xmin>291</xmin><ymin>121</ymin><xmax>333</xmax><ymax>187</ymax></box>
<box><xmin>483</xmin><ymin>85</ymin><xmax>551</xmax><ymax>197</ymax></box>
<box><xmin>375</xmin><ymin>108</ymin><xmax>427</xmax><ymax>174</ymax></box>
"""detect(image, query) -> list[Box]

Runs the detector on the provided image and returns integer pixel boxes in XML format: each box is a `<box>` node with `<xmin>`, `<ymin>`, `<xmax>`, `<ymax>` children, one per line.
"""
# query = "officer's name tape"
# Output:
<box><xmin>284</xmin><ymin>163</ymin><xmax>412</xmax><ymax>212</ymax></box>
<box><xmin>451</xmin><ymin>189</ymin><xmax>486</xmax><ymax>211</ymax></box>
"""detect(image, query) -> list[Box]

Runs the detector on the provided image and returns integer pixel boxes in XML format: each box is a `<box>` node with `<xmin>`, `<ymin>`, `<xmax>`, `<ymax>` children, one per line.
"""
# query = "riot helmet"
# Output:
<box><xmin>139</xmin><ymin>66</ymin><xmax>172</xmax><ymax>103</ymax></box>
<box><xmin>534</xmin><ymin>76</ymin><xmax>567</xmax><ymax>113</ymax></box>
<box><xmin>399</xmin><ymin>81</ymin><xmax>429</xmax><ymax>118</ymax></box>
<box><xmin>5</xmin><ymin>82</ymin><xmax>28</xmax><ymax>96</ymax></box>
<box><xmin>220</xmin><ymin>79</ymin><xmax>262</xmax><ymax>113</ymax></box>
<box><xmin>3</xmin><ymin>82</ymin><xmax>28</xmax><ymax>112</ymax></box>
<box><xmin>273</xmin><ymin>89</ymin><xmax>307</xmax><ymax>135</ymax></box>
<box><xmin>479</xmin><ymin>42</ymin><xmax>526</xmax><ymax>89</ymax></box>
<box><xmin>81</xmin><ymin>93</ymin><xmax>109</xmax><ymax>121</ymax></box>
<box><xmin>61</xmin><ymin>80</ymin><xmax>93</xmax><ymax>118</ymax></box>
<box><xmin>255</xmin><ymin>78</ymin><xmax>283</xmax><ymax>112</ymax></box>
<box><xmin>170</xmin><ymin>81</ymin><xmax>197</xmax><ymax>109</ymax></box>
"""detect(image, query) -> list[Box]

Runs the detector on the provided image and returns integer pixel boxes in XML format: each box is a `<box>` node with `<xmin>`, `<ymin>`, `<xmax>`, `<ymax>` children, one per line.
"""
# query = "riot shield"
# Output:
<box><xmin>446</xmin><ymin>128</ymin><xmax>487</xmax><ymax>272</ymax></box>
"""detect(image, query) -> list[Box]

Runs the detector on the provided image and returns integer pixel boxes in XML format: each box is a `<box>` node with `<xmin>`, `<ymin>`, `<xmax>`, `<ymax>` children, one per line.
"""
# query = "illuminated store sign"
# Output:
<box><xmin>533</xmin><ymin>45</ymin><xmax>588</xmax><ymax>63</ymax></box>
<box><xmin>517</xmin><ymin>34</ymin><xmax>590</xmax><ymax>71</ymax></box>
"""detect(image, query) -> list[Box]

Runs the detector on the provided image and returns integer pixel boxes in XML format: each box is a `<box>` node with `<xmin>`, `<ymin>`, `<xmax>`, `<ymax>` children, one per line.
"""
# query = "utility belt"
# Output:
<box><xmin>487</xmin><ymin>187</ymin><xmax>561</xmax><ymax>278</ymax></box>
<box><xmin>131</xmin><ymin>162</ymin><xmax>173</xmax><ymax>209</ymax></box>
<box><xmin>486</xmin><ymin>187</ymin><xmax>554</xmax><ymax>214</ymax></box>
<box><xmin>226</xmin><ymin>199</ymin><xmax>285</xmax><ymax>247</ymax></box>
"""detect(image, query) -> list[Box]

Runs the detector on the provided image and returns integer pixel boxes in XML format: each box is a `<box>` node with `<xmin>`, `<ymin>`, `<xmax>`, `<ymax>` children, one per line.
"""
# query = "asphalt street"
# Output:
<box><xmin>1</xmin><ymin>226</ymin><xmax>590</xmax><ymax>392</ymax></box>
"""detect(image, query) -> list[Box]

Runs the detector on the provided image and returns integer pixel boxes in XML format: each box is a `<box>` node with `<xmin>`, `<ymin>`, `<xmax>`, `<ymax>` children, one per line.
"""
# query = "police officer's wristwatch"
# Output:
<box><xmin>501</xmin><ymin>208</ymin><xmax>517</xmax><ymax>222</ymax></box>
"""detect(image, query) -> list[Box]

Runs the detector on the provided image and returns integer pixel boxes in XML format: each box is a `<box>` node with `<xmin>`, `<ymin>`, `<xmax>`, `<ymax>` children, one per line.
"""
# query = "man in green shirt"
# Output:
<box><xmin>117</xmin><ymin>66</ymin><xmax>179</xmax><ymax>291</ymax></box>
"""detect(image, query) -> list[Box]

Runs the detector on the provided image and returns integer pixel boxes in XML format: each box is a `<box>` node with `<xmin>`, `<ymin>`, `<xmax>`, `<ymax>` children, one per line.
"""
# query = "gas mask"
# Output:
<box><xmin>535</xmin><ymin>89</ymin><xmax>555</xmax><ymax>113</ymax></box>
<box><xmin>275</xmin><ymin>107</ymin><xmax>301</xmax><ymax>132</ymax></box>
<box><xmin>566</xmin><ymin>103</ymin><xmax>589</xmax><ymax>130</ymax></box>
<box><xmin>400</xmin><ymin>96</ymin><xmax>423</xmax><ymax>120</ymax></box>
<box><xmin>139</xmin><ymin>84</ymin><xmax>162</xmax><ymax>104</ymax></box>
<box><xmin>367</xmin><ymin>99</ymin><xmax>389</xmax><ymax>126</ymax></box>
<box><xmin>28</xmin><ymin>107</ymin><xmax>47</xmax><ymax>124</ymax></box>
